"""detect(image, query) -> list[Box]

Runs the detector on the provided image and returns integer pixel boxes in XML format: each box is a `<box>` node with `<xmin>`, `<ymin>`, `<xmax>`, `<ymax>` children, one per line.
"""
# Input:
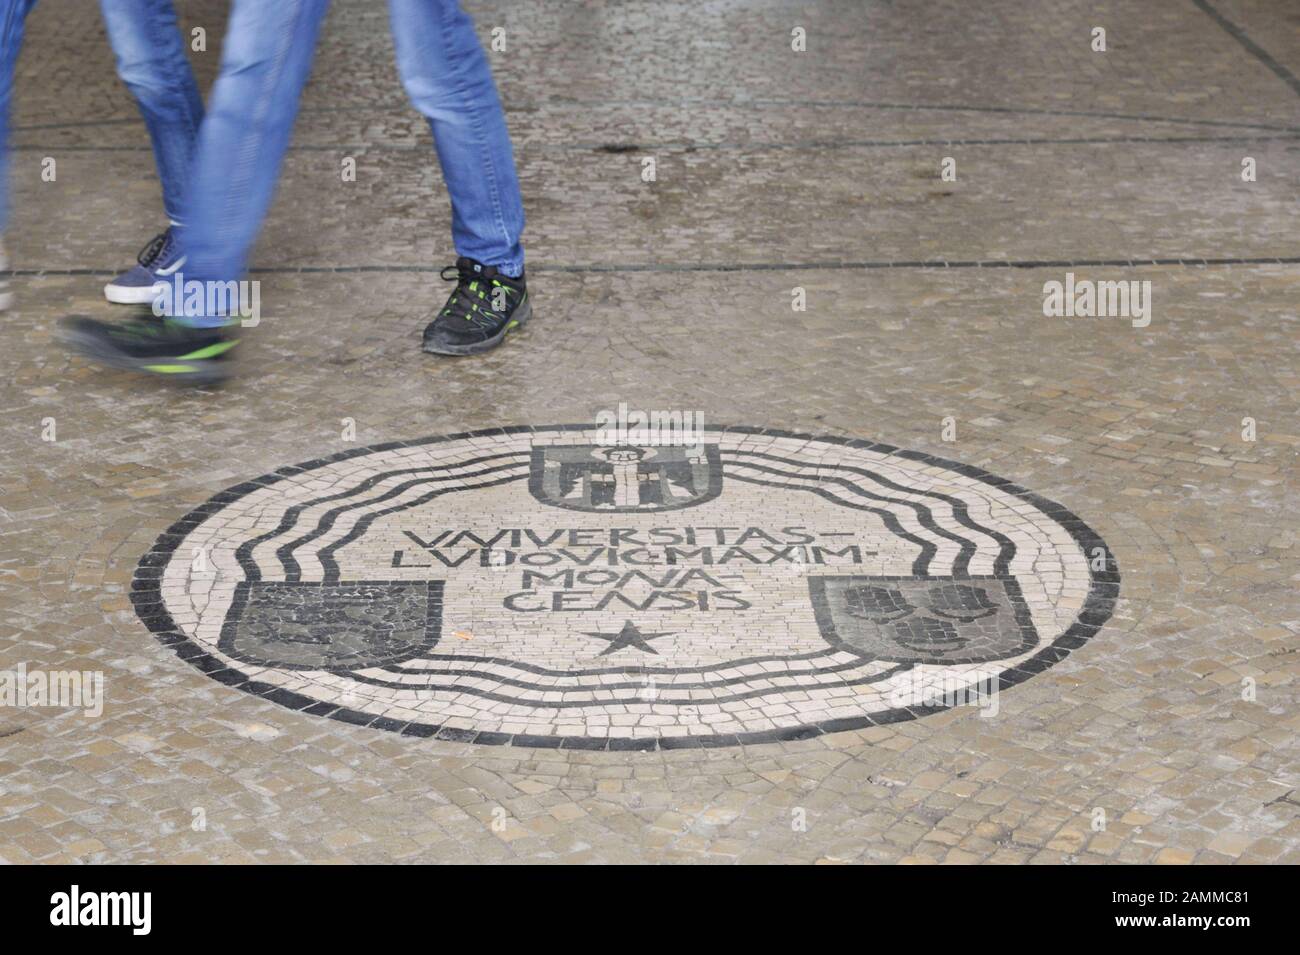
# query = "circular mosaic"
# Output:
<box><xmin>132</xmin><ymin>425</ymin><xmax>1119</xmax><ymax>749</ymax></box>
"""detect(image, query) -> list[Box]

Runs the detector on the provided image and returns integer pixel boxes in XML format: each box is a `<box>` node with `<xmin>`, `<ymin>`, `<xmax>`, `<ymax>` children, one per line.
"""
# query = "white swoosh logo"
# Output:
<box><xmin>154</xmin><ymin>255</ymin><xmax>187</xmax><ymax>277</ymax></box>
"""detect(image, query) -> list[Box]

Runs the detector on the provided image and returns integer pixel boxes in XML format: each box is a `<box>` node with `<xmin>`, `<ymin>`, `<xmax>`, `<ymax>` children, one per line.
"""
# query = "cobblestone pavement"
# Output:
<box><xmin>1</xmin><ymin>0</ymin><xmax>1297</xmax><ymax>864</ymax></box>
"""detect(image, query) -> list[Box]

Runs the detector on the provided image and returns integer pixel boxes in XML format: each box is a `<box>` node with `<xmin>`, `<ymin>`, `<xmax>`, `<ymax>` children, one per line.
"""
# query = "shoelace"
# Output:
<box><xmin>136</xmin><ymin>230</ymin><xmax>173</xmax><ymax>269</ymax></box>
<box><xmin>439</xmin><ymin>264</ymin><xmax>516</xmax><ymax>329</ymax></box>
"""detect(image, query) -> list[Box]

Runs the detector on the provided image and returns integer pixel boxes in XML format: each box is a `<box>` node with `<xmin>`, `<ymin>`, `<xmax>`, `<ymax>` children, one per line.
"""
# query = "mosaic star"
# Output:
<box><xmin>582</xmin><ymin>620</ymin><xmax>675</xmax><ymax>656</ymax></box>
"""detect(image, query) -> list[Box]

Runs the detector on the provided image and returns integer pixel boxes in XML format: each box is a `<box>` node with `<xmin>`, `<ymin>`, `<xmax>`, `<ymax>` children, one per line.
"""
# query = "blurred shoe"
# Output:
<box><xmin>104</xmin><ymin>226</ymin><xmax>186</xmax><ymax>304</ymax></box>
<box><xmin>421</xmin><ymin>256</ymin><xmax>529</xmax><ymax>356</ymax></box>
<box><xmin>60</xmin><ymin>309</ymin><xmax>237</xmax><ymax>385</ymax></box>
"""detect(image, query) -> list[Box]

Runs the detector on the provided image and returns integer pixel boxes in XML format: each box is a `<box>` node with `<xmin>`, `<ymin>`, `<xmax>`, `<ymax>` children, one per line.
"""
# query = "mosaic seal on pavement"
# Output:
<box><xmin>132</xmin><ymin>425</ymin><xmax>1119</xmax><ymax>748</ymax></box>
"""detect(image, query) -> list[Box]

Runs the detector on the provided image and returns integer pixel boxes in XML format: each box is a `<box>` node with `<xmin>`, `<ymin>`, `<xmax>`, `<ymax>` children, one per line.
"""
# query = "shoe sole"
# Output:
<box><xmin>105</xmin><ymin>282</ymin><xmax>162</xmax><ymax>305</ymax></box>
<box><xmin>422</xmin><ymin>298</ymin><xmax>532</xmax><ymax>356</ymax></box>
<box><xmin>60</xmin><ymin>326</ymin><xmax>231</xmax><ymax>387</ymax></box>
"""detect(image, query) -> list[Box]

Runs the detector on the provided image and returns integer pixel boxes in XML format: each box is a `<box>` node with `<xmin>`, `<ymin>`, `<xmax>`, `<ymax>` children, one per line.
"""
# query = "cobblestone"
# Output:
<box><xmin>0</xmin><ymin>0</ymin><xmax>1296</xmax><ymax>864</ymax></box>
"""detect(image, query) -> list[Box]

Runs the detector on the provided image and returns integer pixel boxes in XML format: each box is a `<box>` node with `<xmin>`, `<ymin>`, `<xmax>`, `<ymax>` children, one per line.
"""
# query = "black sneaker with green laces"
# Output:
<box><xmin>422</xmin><ymin>257</ymin><xmax>530</xmax><ymax>356</ymax></box>
<box><xmin>59</xmin><ymin>310</ymin><xmax>238</xmax><ymax>386</ymax></box>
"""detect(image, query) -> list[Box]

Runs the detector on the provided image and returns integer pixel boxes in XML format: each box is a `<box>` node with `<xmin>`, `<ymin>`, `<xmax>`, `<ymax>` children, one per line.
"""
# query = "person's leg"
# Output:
<box><xmin>100</xmin><ymin>0</ymin><xmax>205</xmax><ymax>303</ymax></box>
<box><xmin>0</xmin><ymin>0</ymin><xmax>37</xmax><ymax>233</ymax></box>
<box><xmin>100</xmin><ymin>0</ymin><xmax>202</xmax><ymax>223</ymax></box>
<box><xmin>61</xmin><ymin>0</ymin><xmax>331</xmax><ymax>383</ymax></box>
<box><xmin>179</xmin><ymin>0</ymin><xmax>331</xmax><ymax>316</ymax></box>
<box><xmin>0</xmin><ymin>0</ymin><xmax>40</xmax><ymax>309</ymax></box>
<box><xmin>388</xmin><ymin>0</ymin><xmax>524</xmax><ymax>275</ymax></box>
<box><xmin>389</xmin><ymin>0</ymin><xmax>529</xmax><ymax>356</ymax></box>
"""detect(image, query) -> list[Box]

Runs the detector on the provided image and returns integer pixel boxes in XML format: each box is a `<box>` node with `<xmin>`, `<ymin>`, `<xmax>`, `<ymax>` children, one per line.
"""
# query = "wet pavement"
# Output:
<box><xmin>0</xmin><ymin>0</ymin><xmax>1297</xmax><ymax>864</ymax></box>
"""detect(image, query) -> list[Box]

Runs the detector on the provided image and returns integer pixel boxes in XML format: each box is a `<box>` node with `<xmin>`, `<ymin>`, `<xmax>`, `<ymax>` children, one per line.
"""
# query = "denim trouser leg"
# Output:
<box><xmin>388</xmin><ymin>0</ymin><xmax>525</xmax><ymax>275</ymax></box>
<box><xmin>99</xmin><ymin>0</ymin><xmax>204</xmax><ymax>224</ymax></box>
<box><xmin>179</xmin><ymin>0</ymin><xmax>330</xmax><ymax>326</ymax></box>
<box><xmin>0</xmin><ymin>0</ymin><xmax>38</xmax><ymax>234</ymax></box>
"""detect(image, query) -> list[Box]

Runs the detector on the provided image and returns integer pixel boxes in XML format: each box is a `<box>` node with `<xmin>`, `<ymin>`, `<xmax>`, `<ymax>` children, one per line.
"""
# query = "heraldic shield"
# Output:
<box><xmin>218</xmin><ymin>580</ymin><xmax>444</xmax><ymax>670</ymax></box>
<box><xmin>529</xmin><ymin>443</ymin><xmax>722</xmax><ymax>512</ymax></box>
<box><xmin>809</xmin><ymin>575</ymin><xmax>1039</xmax><ymax>665</ymax></box>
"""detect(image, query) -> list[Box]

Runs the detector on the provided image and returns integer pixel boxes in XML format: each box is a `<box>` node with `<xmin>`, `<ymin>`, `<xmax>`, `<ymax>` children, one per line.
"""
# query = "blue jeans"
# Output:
<box><xmin>0</xmin><ymin>0</ymin><xmax>39</xmax><ymax>233</ymax></box>
<box><xmin>0</xmin><ymin>0</ymin><xmax>202</xmax><ymax>231</ymax></box>
<box><xmin>181</xmin><ymin>0</ymin><xmax>525</xmax><ymax>327</ymax></box>
<box><xmin>100</xmin><ymin>0</ymin><xmax>204</xmax><ymax>224</ymax></box>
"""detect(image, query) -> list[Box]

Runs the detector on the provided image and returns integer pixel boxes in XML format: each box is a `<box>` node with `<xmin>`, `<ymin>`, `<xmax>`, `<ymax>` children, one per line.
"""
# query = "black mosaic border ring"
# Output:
<box><xmin>130</xmin><ymin>424</ymin><xmax>1121</xmax><ymax>750</ymax></box>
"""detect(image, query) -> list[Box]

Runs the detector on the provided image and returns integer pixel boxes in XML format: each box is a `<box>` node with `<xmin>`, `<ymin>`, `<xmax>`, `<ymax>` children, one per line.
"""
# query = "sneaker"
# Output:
<box><xmin>59</xmin><ymin>309</ymin><xmax>237</xmax><ymax>385</ymax></box>
<box><xmin>421</xmin><ymin>257</ymin><xmax>530</xmax><ymax>356</ymax></box>
<box><xmin>104</xmin><ymin>227</ymin><xmax>186</xmax><ymax>304</ymax></box>
<box><xmin>0</xmin><ymin>240</ymin><xmax>11</xmax><ymax>311</ymax></box>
